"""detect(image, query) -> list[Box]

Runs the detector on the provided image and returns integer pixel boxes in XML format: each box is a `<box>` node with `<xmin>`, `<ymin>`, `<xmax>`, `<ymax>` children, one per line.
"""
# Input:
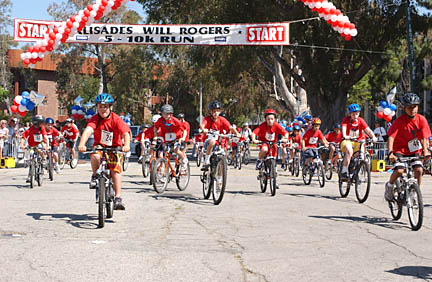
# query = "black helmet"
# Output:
<box><xmin>32</xmin><ymin>115</ymin><xmax>45</xmax><ymax>125</ymax></box>
<box><xmin>219</xmin><ymin>112</ymin><xmax>227</xmax><ymax>118</ymax></box>
<box><xmin>161</xmin><ymin>104</ymin><xmax>174</xmax><ymax>113</ymax></box>
<box><xmin>400</xmin><ymin>92</ymin><xmax>420</xmax><ymax>107</ymax></box>
<box><xmin>177</xmin><ymin>113</ymin><xmax>185</xmax><ymax>119</ymax></box>
<box><xmin>208</xmin><ymin>100</ymin><xmax>222</xmax><ymax>110</ymax></box>
<box><xmin>333</xmin><ymin>124</ymin><xmax>341</xmax><ymax>129</ymax></box>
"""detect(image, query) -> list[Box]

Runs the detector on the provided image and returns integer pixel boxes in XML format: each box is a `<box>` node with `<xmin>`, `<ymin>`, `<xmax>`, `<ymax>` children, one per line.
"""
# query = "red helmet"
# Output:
<box><xmin>264</xmin><ymin>109</ymin><xmax>277</xmax><ymax>117</ymax></box>
<box><xmin>312</xmin><ymin>118</ymin><xmax>322</xmax><ymax>125</ymax></box>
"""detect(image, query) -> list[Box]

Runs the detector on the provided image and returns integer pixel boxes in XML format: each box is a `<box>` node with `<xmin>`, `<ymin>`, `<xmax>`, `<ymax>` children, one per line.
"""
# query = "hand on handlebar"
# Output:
<box><xmin>122</xmin><ymin>144</ymin><xmax>130</xmax><ymax>153</ymax></box>
<box><xmin>78</xmin><ymin>145</ymin><xmax>87</xmax><ymax>152</ymax></box>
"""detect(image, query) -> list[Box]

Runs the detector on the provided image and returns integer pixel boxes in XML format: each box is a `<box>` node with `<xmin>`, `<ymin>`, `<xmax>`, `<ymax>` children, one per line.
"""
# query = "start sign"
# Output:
<box><xmin>247</xmin><ymin>26</ymin><xmax>287</xmax><ymax>43</ymax></box>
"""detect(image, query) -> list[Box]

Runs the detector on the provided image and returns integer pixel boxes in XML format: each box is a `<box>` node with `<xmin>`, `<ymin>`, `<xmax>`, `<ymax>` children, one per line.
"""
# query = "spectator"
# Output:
<box><xmin>373</xmin><ymin>122</ymin><xmax>387</xmax><ymax>142</ymax></box>
<box><xmin>0</xmin><ymin>120</ymin><xmax>9</xmax><ymax>158</ymax></box>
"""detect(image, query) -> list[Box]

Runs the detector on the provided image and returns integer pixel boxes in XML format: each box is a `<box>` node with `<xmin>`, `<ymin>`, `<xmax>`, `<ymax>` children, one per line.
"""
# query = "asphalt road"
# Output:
<box><xmin>1</xmin><ymin>151</ymin><xmax>432</xmax><ymax>282</ymax></box>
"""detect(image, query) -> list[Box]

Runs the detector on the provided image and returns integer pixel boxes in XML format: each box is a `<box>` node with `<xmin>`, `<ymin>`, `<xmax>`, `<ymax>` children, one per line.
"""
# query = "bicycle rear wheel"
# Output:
<box><xmin>37</xmin><ymin>163</ymin><xmax>44</xmax><ymax>187</ymax></box>
<box><xmin>268</xmin><ymin>159</ymin><xmax>277</xmax><ymax>196</ymax></box>
<box><xmin>98</xmin><ymin>176</ymin><xmax>106</xmax><ymax>228</ymax></box>
<box><xmin>318</xmin><ymin>163</ymin><xmax>325</xmax><ymax>188</ymax></box>
<box><xmin>302</xmin><ymin>165</ymin><xmax>312</xmax><ymax>185</ymax></box>
<box><xmin>48</xmin><ymin>151</ymin><xmax>54</xmax><ymax>181</ymax></box>
<box><xmin>211</xmin><ymin>157</ymin><xmax>227</xmax><ymax>205</ymax></box>
<box><xmin>407</xmin><ymin>182</ymin><xmax>423</xmax><ymax>231</ymax></box>
<box><xmin>338</xmin><ymin>165</ymin><xmax>350</xmax><ymax>197</ymax></box>
<box><xmin>324</xmin><ymin>161</ymin><xmax>332</xmax><ymax>180</ymax></box>
<box><xmin>106</xmin><ymin>181</ymin><xmax>114</xmax><ymax>219</ymax></box>
<box><xmin>59</xmin><ymin>146</ymin><xmax>66</xmax><ymax>170</ymax></box>
<box><xmin>176</xmin><ymin>161</ymin><xmax>190</xmax><ymax>191</ymax></box>
<box><xmin>122</xmin><ymin>156</ymin><xmax>129</xmax><ymax>171</ymax></box>
<box><xmin>152</xmin><ymin>158</ymin><xmax>169</xmax><ymax>194</ymax></box>
<box><xmin>29</xmin><ymin>159</ymin><xmax>35</xmax><ymax>189</ymax></box>
<box><xmin>202</xmin><ymin>170</ymin><xmax>211</xmax><ymax>199</ymax></box>
<box><xmin>142</xmin><ymin>159</ymin><xmax>150</xmax><ymax>178</ymax></box>
<box><xmin>355</xmin><ymin>161</ymin><xmax>371</xmax><ymax>203</ymax></box>
<box><xmin>259</xmin><ymin>166</ymin><xmax>267</xmax><ymax>193</ymax></box>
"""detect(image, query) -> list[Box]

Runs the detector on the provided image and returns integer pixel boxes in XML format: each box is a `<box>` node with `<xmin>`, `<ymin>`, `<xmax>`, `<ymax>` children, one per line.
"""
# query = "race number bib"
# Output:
<box><xmin>33</xmin><ymin>134</ymin><xmax>43</xmax><ymax>143</ymax></box>
<box><xmin>47</xmin><ymin>135</ymin><xmax>53</xmax><ymax>142</ymax></box>
<box><xmin>101</xmin><ymin>130</ymin><xmax>113</xmax><ymax>146</ymax></box>
<box><xmin>349</xmin><ymin>129</ymin><xmax>359</xmax><ymax>139</ymax></box>
<box><xmin>165</xmin><ymin>132</ymin><xmax>176</xmax><ymax>141</ymax></box>
<box><xmin>408</xmin><ymin>138</ymin><xmax>422</xmax><ymax>152</ymax></box>
<box><xmin>265</xmin><ymin>132</ymin><xmax>275</xmax><ymax>141</ymax></box>
<box><xmin>208</xmin><ymin>130</ymin><xmax>219</xmax><ymax>139</ymax></box>
<box><xmin>232</xmin><ymin>137</ymin><xmax>240</xmax><ymax>143</ymax></box>
<box><xmin>309</xmin><ymin>137</ymin><xmax>318</xmax><ymax>145</ymax></box>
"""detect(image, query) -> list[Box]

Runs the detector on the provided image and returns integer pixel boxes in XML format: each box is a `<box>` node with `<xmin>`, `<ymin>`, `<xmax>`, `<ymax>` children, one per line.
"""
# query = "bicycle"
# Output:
<box><xmin>388</xmin><ymin>156</ymin><xmax>425</xmax><ymax>231</ymax></box>
<box><xmin>58</xmin><ymin>138</ymin><xmax>78</xmax><ymax>169</ymax></box>
<box><xmin>27</xmin><ymin>146</ymin><xmax>46</xmax><ymax>188</ymax></box>
<box><xmin>141</xmin><ymin>141</ymin><xmax>153</xmax><ymax>178</ymax></box>
<box><xmin>242</xmin><ymin>140</ymin><xmax>250</xmax><ymax>165</ymax></box>
<box><xmin>232</xmin><ymin>137</ymin><xmax>243</xmax><ymax>170</ymax></box>
<box><xmin>84</xmin><ymin>147</ymin><xmax>122</xmax><ymax>228</ymax></box>
<box><xmin>152</xmin><ymin>140</ymin><xmax>190</xmax><ymax>194</ymax></box>
<box><xmin>256</xmin><ymin>141</ymin><xmax>283</xmax><ymax>196</ymax></box>
<box><xmin>289</xmin><ymin>147</ymin><xmax>301</xmax><ymax>177</ymax></box>
<box><xmin>195</xmin><ymin>141</ymin><xmax>205</xmax><ymax>167</ymax></box>
<box><xmin>302</xmin><ymin>146</ymin><xmax>326</xmax><ymax>188</ymax></box>
<box><xmin>122</xmin><ymin>151</ymin><xmax>131</xmax><ymax>171</ymax></box>
<box><xmin>338</xmin><ymin>139</ymin><xmax>372</xmax><ymax>203</ymax></box>
<box><xmin>47</xmin><ymin>145</ymin><xmax>55</xmax><ymax>181</ymax></box>
<box><xmin>200</xmin><ymin>131</ymin><xmax>232</xmax><ymax>205</ymax></box>
<box><xmin>323</xmin><ymin>143</ymin><xmax>342</xmax><ymax>181</ymax></box>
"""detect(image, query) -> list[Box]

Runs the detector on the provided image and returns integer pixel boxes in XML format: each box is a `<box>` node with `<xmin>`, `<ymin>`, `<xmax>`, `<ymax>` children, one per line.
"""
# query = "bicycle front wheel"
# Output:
<box><xmin>152</xmin><ymin>158</ymin><xmax>169</xmax><ymax>194</ymax></box>
<box><xmin>355</xmin><ymin>161</ymin><xmax>371</xmax><ymax>203</ymax></box>
<box><xmin>338</xmin><ymin>165</ymin><xmax>350</xmax><ymax>198</ymax></box>
<box><xmin>98</xmin><ymin>176</ymin><xmax>106</xmax><ymax>228</ymax></box>
<box><xmin>407</xmin><ymin>182</ymin><xmax>423</xmax><ymax>231</ymax></box>
<box><xmin>142</xmin><ymin>159</ymin><xmax>150</xmax><ymax>178</ymax></box>
<box><xmin>59</xmin><ymin>147</ymin><xmax>66</xmax><ymax>169</ymax></box>
<box><xmin>294</xmin><ymin>159</ymin><xmax>300</xmax><ymax>177</ymax></box>
<box><xmin>211</xmin><ymin>157</ymin><xmax>227</xmax><ymax>205</ymax></box>
<box><xmin>29</xmin><ymin>159</ymin><xmax>35</xmax><ymax>189</ymax></box>
<box><xmin>48</xmin><ymin>151</ymin><xmax>54</xmax><ymax>181</ymax></box>
<box><xmin>122</xmin><ymin>156</ymin><xmax>129</xmax><ymax>171</ymax></box>
<box><xmin>176</xmin><ymin>161</ymin><xmax>190</xmax><ymax>191</ymax></box>
<box><xmin>324</xmin><ymin>161</ymin><xmax>332</xmax><ymax>180</ymax></box>
<box><xmin>302</xmin><ymin>165</ymin><xmax>312</xmax><ymax>185</ymax></box>
<box><xmin>243</xmin><ymin>149</ymin><xmax>250</xmax><ymax>165</ymax></box>
<box><xmin>196</xmin><ymin>151</ymin><xmax>202</xmax><ymax>167</ymax></box>
<box><xmin>202</xmin><ymin>171</ymin><xmax>211</xmax><ymax>199</ymax></box>
<box><xmin>237</xmin><ymin>153</ymin><xmax>242</xmax><ymax>170</ymax></box>
<box><xmin>259</xmin><ymin>167</ymin><xmax>267</xmax><ymax>193</ymax></box>
<box><xmin>318</xmin><ymin>163</ymin><xmax>325</xmax><ymax>188</ymax></box>
<box><xmin>36</xmin><ymin>163</ymin><xmax>44</xmax><ymax>187</ymax></box>
<box><xmin>106</xmin><ymin>181</ymin><xmax>114</xmax><ymax>219</ymax></box>
<box><xmin>268</xmin><ymin>159</ymin><xmax>277</xmax><ymax>196</ymax></box>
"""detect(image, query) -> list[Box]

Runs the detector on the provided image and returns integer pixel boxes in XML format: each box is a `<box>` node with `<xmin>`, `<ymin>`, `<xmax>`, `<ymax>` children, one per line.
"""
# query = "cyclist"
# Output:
<box><xmin>200</xmin><ymin>100</ymin><xmax>240</xmax><ymax>170</ymax></box>
<box><xmin>281</xmin><ymin>126</ymin><xmax>293</xmax><ymax>169</ymax></box>
<box><xmin>304</xmin><ymin>114</ymin><xmax>313</xmax><ymax>131</ymax></box>
<box><xmin>251</xmin><ymin>109</ymin><xmax>289</xmax><ymax>170</ymax></box>
<box><xmin>340</xmin><ymin>103</ymin><xmax>377</xmax><ymax>180</ymax></box>
<box><xmin>61</xmin><ymin>118</ymin><xmax>80</xmax><ymax>167</ymax></box>
<box><xmin>44</xmin><ymin>117</ymin><xmax>61</xmax><ymax>173</ymax></box>
<box><xmin>177</xmin><ymin>113</ymin><xmax>190</xmax><ymax>156</ymax></box>
<box><xmin>302</xmin><ymin>118</ymin><xmax>329</xmax><ymax>167</ymax></box>
<box><xmin>230</xmin><ymin>125</ymin><xmax>246</xmax><ymax>162</ymax></box>
<box><xmin>21</xmin><ymin>115</ymin><xmax>49</xmax><ymax>182</ymax></box>
<box><xmin>325</xmin><ymin>124</ymin><xmax>343</xmax><ymax>167</ymax></box>
<box><xmin>384</xmin><ymin>93</ymin><xmax>431</xmax><ymax>201</ymax></box>
<box><xmin>153</xmin><ymin>104</ymin><xmax>188</xmax><ymax>170</ymax></box>
<box><xmin>134</xmin><ymin>124</ymin><xmax>150</xmax><ymax>163</ymax></box>
<box><xmin>241</xmin><ymin>123</ymin><xmax>252</xmax><ymax>142</ymax></box>
<box><xmin>78</xmin><ymin>93</ymin><xmax>130</xmax><ymax>210</ymax></box>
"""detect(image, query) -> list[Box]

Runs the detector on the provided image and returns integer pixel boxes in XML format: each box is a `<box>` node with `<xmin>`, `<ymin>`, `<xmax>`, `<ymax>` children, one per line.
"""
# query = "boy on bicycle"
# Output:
<box><xmin>384</xmin><ymin>93</ymin><xmax>431</xmax><ymax>201</ymax></box>
<box><xmin>340</xmin><ymin>104</ymin><xmax>377</xmax><ymax>180</ymax></box>
<box><xmin>44</xmin><ymin>117</ymin><xmax>61</xmax><ymax>173</ymax></box>
<box><xmin>251</xmin><ymin>109</ymin><xmax>289</xmax><ymax>170</ymax></box>
<box><xmin>153</xmin><ymin>104</ymin><xmax>188</xmax><ymax>171</ymax></box>
<box><xmin>302</xmin><ymin>118</ymin><xmax>329</xmax><ymax>167</ymax></box>
<box><xmin>200</xmin><ymin>100</ymin><xmax>240</xmax><ymax>170</ymax></box>
<box><xmin>281</xmin><ymin>126</ymin><xmax>293</xmax><ymax>170</ymax></box>
<box><xmin>78</xmin><ymin>93</ymin><xmax>130</xmax><ymax>210</ymax></box>
<box><xmin>61</xmin><ymin>118</ymin><xmax>80</xmax><ymax>167</ymax></box>
<box><xmin>325</xmin><ymin>124</ymin><xmax>342</xmax><ymax>167</ymax></box>
<box><xmin>21</xmin><ymin>115</ymin><xmax>49</xmax><ymax>182</ymax></box>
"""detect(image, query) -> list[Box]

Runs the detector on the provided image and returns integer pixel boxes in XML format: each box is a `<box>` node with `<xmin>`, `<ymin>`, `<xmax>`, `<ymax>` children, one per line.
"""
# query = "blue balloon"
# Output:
<box><xmin>380</xmin><ymin>101</ymin><xmax>388</xmax><ymax>108</ymax></box>
<box><xmin>26</xmin><ymin>100</ymin><xmax>35</xmax><ymax>111</ymax></box>
<box><xmin>22</xmin><ymin>91</ymin><xmax>30</xmax><ymax>98</ymax></box>
<box><xmin>20</xmin><ymin>98</ymin><xmax>28</xmax><ymax>106</ymax></box>
<box><xmin>389</xmin><ymin>104</ymin><xmax>397</xmax><ymax>111</ymax></box>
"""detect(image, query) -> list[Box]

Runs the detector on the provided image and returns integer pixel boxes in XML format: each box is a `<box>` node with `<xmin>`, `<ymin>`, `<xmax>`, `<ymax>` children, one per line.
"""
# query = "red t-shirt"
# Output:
<box><xmin>87</xmin><ymin>113</ymin><xmax>130</xmax><ymax>147</ymax></box>
<box><xmin>325</xmin><ymin>131</ymin><xmax>342</xmax><ymax>144</ymax></box>
<box><xmin>303</xmin><ymin>129</ymin><xmax>325</xmax><ymax>148</ymax></box>
<box><xmin>134</xmin><ymin>131</ymin><xmax>144</xmax><ymax>142</ymax></box>
<box><xmin>23</xmin><ymin>126</ymin><xmax>47</xmax><ymax>147</ymax></box>
<box><xmin>252</xmin><ymin>122</ymin><xmax>287</xmax><ymax>142</ymax></box>
<box><xmin>144</xmin><ymin>126</ymin><xmax>157</xmax><ymax>140</ymax></box>
<box><xmin>341</xmin><ymin>116</ymin><xmax>369</xmax><ymax>141</ymax></box>
<box><xmin>387</xmin><ymin>113</ymin><xmax>431</xmax><ymax>155</ymax></box>
<box><xmin>154</xmin><ymin>117</ymin><xmax>185</xmax><ymax>142</ymax></box>
<box><xmin>181</xmin><ymin>121</ymin><xmax>190</xmax><ymax>141</ymax></box>
<box><xmin>45</xmin><ymin>127</ymin><xmax>60</xmax><ymax>147</ymax></box>
<box><xmin>61</xmin><ymin>124</ymin><xmax>79</xmax><ymax>140</ymax></box>
<box><xmin>194</xmin><ymin>134</ymin><xmax>203</xmax><ymax>143</ymax></box>
<box><xmin>201</xmin><ymin>116</ymin><xmax>231</xmax><ymax>140</ymax></box>
<box><xmin>292</xmin><ymin>134</ymin><xmax>302</xmax><ymax>147</ymax></box>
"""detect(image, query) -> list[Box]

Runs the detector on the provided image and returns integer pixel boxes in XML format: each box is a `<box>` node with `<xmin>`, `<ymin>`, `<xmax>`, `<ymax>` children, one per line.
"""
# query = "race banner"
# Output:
<box><xmin>14</xmin><ymin>19</ymin><xmax>290</xmax><ymax>46</ymax></box>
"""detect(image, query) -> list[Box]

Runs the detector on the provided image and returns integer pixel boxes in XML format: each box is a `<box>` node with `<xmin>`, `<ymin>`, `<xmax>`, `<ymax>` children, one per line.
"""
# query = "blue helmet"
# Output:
<box><xmin>94</xmin><ymin>93</ymin><xmax>114</xmax><ymax>104</ymax></box>
<box><xmin>293</xmin><ymin>125</ymin><xmax>301</xmax><ymax>131</ymax></box>
<box><xmin>347</xmin><ymin>103</ymin><xmax>361</xmax><ymax>113</ymax></box>
<box><xmin>304</xmin><ymin>114</ymin><xmax>312</xmax><ymax>120</ymax></box>
<box><xmin>286</xmin><ymin>126</ymin><xmax>293</xmax><ymax>132</ymax></box>
<box><xmin>45</xmin><ymin>117</ymin><xmax>54</xmax><ymax>124</ymax></box>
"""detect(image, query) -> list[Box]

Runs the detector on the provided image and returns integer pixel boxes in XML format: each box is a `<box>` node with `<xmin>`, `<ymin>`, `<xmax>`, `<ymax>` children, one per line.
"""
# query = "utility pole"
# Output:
<box><xmin>199</xmin><ymin>81</ymin><xmax>203</xmax><ymax>124</ymax></box>
<box><xmin>406</xmin><ymin>0</ymin><xmax>416</xmax><ymax>93</ymax></box>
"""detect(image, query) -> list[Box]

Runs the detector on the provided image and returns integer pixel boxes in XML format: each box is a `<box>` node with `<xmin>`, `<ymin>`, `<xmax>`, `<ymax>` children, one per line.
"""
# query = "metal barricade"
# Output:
<box><xmin>367</xmin><ymin>141</ymin><xmax>387</xmax><ymax>161</ymax></box>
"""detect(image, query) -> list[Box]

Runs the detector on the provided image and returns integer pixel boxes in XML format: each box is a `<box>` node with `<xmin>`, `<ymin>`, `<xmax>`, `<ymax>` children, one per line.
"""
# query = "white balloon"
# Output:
<box><xmin>343</xmin><ymin>28</ymin><xmax>350</xmax><ymax>35</ymax></box>
<box><xmin>73</xmin><ymin>22</ymin><xmax>80</xmax><ymax>29</ymax></box>
<box><xmin>96</xmin><ymin>0</ymin><xmax>102</xmax><ymax>4</ymax></box>
<box><xmin>391</xmin><ymin>111</ymin><xmax>396</xmax><ymax>117</ymax></box>
<box><xmin>18</xmin><ymin>105</ymin><xmax>27</xmax><ymax>112</ymax></box>
<box><xmin>90</xmin><ymin>10</ymin><xmax>97</xmax><ymax>17</ymax></box>
<box><xmin>29</xmin><ymin>64</ymin><xmax>35</xmax><ymax>68</ymax></box>
<box><xmin>75</xmin><ymin>15</ymin><xmax>82</xmax><ymax>23</ymax></box>
<box><xmin>108</xmin><ymin>0</ymin><xmax>115</xmax><ymax>7</ymax></box>
<box><xmin>72</xmin><ymin>110</ymin><xmax>78</xmax><ymax>114</ymax></box>
<box><xmin>316</xmin><ymin>2</ymin><xmax>322</xmax><ymax>8</ymax></box>
<box><xmin>351</xmin><ymin>29</ymin><xmax>358</xmax><ymax>36</ymax></box>
<box><xmin>78</xmin><ymin>10</ymin><xmax>84</xmax><ymax>16</ymax></box>
<box><xmin>103</xmin><ymin>6</ymin><xmax>112</xmax><ymax>14</ymax></box>
<box><xmin>383</xmin><ymin>108</ymin><xmax>392</xmax><ymax>116</ymax></box>
<box><xmin>377</xmin><ymin>106</ymin><xmax>384</xmax><ymax>112</ymax></box>
<box><xmin>92</xmin><ymin>4</ymin><xmax>99</xmax><ymax>11</ymax></box>
<box><xmin>321</xmin><ymin>2</ymin><xmax>328</xmax><ymax>8</ymax></box>
<box><xmin>31</xmin><ymin>52</ymin><xmax>38</xmax><ymax>59</ymax></box>
<box><xmin>55</xmin><ymin>33</ymin><xmax>62</xmax><ymax>40</ymax></box>
<box><xmin>41</xmin><ymin>39</ymin><xmax>48</xmax><ymax>46</ymax></box>
<box><xmin>14</xmin><ymin>96</ymin><xmax>22</xmax><ymax>104</ymax></box>
<box><xmin>331</xmin><ymin>15</ymin><xmax>337</xmax><ymax>22</ymax></box>
<box><xmin>20</xmin><ymin>53</ymin><xmax>26</xmax><ymax>60</ymax></box>
<box><xmin>58</xmin><ymin>27</ymin><xmax>65</xmax><ymax>34</ymax></box>
<box><xmin>324</xmin><ymin>15</ymin><xmax>330</xmax><ymax>21</ymax></box>
<box><xmin>53</xmin><ymin>42</ymin><xmax>60</xmax><ymax>49</ymax></box>
<box><xmin>25</xmin><ymin>52</ymin><xmax>32</xmax><ymax>59</ymax></box>
<box><xmin>343</xmin><ymin>16</ymin><xmax>349</xmax><ymax>22</ymax></box>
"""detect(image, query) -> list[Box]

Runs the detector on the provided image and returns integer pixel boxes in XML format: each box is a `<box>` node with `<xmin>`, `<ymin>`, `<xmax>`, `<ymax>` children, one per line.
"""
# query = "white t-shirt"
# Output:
<box><xmin>0</xmin><ymin>127</ymin><xmax>8</xmax><ymax>147</ymax></box>
<box><xmin>373</xmin><ymin>127</ymin><xmax>386</xmax><ymax>142</ymax></box>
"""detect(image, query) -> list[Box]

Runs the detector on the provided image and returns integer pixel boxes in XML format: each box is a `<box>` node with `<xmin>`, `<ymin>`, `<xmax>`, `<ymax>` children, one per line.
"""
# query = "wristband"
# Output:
<box><xmin>387</xmin><ymin>151</ymin><xmax>393</xmax><ymax>156</ymax></box>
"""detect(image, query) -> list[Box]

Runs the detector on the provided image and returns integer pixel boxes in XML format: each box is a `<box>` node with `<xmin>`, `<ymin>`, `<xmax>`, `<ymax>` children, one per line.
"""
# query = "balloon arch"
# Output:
<box><xmin>20</xmin><ymin>0</ymin><xmax>358</xmax><ymax>67</ymax></box>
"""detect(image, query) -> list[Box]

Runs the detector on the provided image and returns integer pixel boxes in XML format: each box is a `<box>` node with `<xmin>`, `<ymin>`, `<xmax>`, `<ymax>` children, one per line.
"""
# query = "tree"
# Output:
<box><xmin>0</xmin><ymin>0</ymin><xmax>15</xmax><ymax>114</ymax></box>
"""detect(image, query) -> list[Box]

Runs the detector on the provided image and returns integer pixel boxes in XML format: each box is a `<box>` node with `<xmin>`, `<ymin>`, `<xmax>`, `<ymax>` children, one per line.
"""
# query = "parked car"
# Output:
<box><xmin>129</xmin><ymin>125</ymin><xmax>141</xmax><ymax>156</ymax></box>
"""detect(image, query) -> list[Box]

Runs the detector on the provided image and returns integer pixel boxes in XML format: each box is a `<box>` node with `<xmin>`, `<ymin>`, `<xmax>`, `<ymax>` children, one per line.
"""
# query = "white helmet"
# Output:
<box><xmin>152</xmin><ymin>114</ymin><xmax>161</xmax><ymax>123</ymax></box>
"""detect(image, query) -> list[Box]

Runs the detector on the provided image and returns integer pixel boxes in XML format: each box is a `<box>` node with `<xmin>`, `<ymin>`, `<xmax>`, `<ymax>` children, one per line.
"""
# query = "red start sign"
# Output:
<box><xmin>17</xmin><ymin>21</ymin><xmax>51</xmax><ymax>39</ymax></box>
<box><xmin>247</xmin><ymin>26</ymin><xmax>287</xmax><ymax>43</ymax></box>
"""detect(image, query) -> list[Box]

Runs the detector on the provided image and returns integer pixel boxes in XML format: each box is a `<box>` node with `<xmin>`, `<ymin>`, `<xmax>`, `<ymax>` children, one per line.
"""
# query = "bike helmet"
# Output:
<box><xmin>219</xmin><ymin>112</ymin><xmax>227</xmax><ymax>118</ymax></box>
<box><xmin>347</xmin><ymin>103</ymin><xmax>361</xmax><ymax>113</ymax></box>
<box><xmin>94</xmin><ymin>93</ymin><xmax>114</xmax><ymax>104</ymax></box>
<box><xmin>333</xmin><ymin>124</ymin><xmax>341</xmax><ymax>129</ymax></box>
<box><xmin>312</xmin><ymin>118</ymin><xmax>322</xmax><ymax>125</ymax></box>
<box><xmin>152</xmin><ymin>114</ymin><xmax>161</xmax><ymax>123</ymax></box>
<box><xmin>45</xmin><ymin>117</ymin><xmax>54</xmax><ymax>124</ymax></box>
<box><xmin>400</xmin><ymin>92</ymin><xmax>420</xmax><ymax>107</ymax></box>
<box><xmin>304</xmin><ymin>114</ymin><xmax>312</xmax><ymax>120</ymax></box>
<box><xmin>66</xmin><ymin>118</ymin><xmax>74</xmax><ymax>123</ymax></box>
<box><xmin>293</xmin><ymin>125</ymin><xmax>301</xmax><ymax>131</ymax></box>
<box><xmin>242</xmin><ymin>122</ymin><xmax>248</xmax><ymax>127</ymax></box>
<box><xmin>142</xmin><ymin>124</ymin><xmax>151</xmax><ymax>129</ymax></box>
<box><xmin>264</xmin><ymin>108</ymin><xmax>277</xmax><ymax>117</ymax></box>
<box><xmin>161</xmin><ymin>104</ymin><xmax>174</xmax><ymax>114</ymax></box>
<box><xmin>286</xmin><ymin>126</ymin><xmax>293</xmax><ymax>132</ymax></box>
<box><xmin>32</xmin><ymin>115</ymin><xmax>45</xmax><ymax>125</ymax></box>
<box><xmin>208</xmin><ymin>100</ymin><xmax>222</xmax><ymax>110</ymax></box>
<box><xmin>177</xmin><ymin>113</ymin><xmax>185</xmax><ymax>119</ymax></box>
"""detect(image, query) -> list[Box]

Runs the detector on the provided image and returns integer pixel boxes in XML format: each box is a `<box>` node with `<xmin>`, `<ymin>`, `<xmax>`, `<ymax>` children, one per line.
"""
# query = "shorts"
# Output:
<box><xmin>92</xmin><ymin>151</ymin><xmax>123</xmax><ymax>174</ymax></box>
<box><xmin>51</xmin><ymin>145</ymin><xmax>58</xmax><ymax>153</ymax></box>
<box><xmin>393</xmin><ymin>153</ymin><xmax>423</xmax><ymax>170</ymax></box>
<box><xmin>259</xmin><ymin>143</ymin><xmax>278</xmax><ymax>157</ymax></box>
<box><xmin>0</xmin><ymin>139</ymin><xmax>4</xmax><ymax>148</ymax></box>
<box><xmin>66</xmin><ymin>139</ymin><xmax>76</xmax><ymax>149</ymax></box>
<box><xmin>340</xmin><ymin>140</ymin><xmax>362</xmax><ymax>153</ymax></box>
<box><xmin>303</xmin><ymin>148</ymin><xmax>318</xmax><ymax>159</ymax></box>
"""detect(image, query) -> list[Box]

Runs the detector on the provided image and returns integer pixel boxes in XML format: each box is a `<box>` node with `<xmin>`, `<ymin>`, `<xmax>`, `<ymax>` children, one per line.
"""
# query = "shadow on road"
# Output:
<box><xmin>283</xmin><ymin>192</ymin><xmax>340</xmax><ymax>201</ymax></box>
<box><xmin>26</xmin><ymin>212</ymin><xmax>106</xmax><ymax>229</ymax></box>
<box><xmin>309</xmin><ymin>215</ymin><xmax>408</xmax><ymax>230</ymax></box>
<box><xmin>225</xmin><ymin>190</ymin><xmax>264</xmax><ymax>196</ymax></box>
<box><xmin>386</xmin><ymin>266</ymin><xmax>432</xmax><ymax>280</ymax></box>
<box><xmin>3</xmin><ymin>184</ymin><xmax>31</xmax><ymax>189</ymax></box>
<box><xmin>151</xmin><ymin>193</ymin><xmax>213</xmax><ymax>206</ymax></box>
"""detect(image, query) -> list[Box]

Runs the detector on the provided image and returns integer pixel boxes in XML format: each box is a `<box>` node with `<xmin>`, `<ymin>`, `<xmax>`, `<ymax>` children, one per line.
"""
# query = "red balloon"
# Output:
<box><xmin>19</xmin><ymin>111</ymin><xmax>27</xmax><ymax>117</ymax></box>
<box><xmin>23</xmin><ymin>59</ymin><xmax>30</xmax><ymax>65</ymax></box>
<box><xmin>98</xmin><ymin>5</ymin><xmax>105</xmax><ymax>12</ymax></box>
<box><xmin>28</xmin><ymin>47</ymin><xmax>33</xmax><ymax>53</ymax></box>
<box><xmin>81</xmin><ymin>16</ymin><xmax>88</xmax><ymax>23</ymax></box>
<box><xmin>11</xmin><ymin>105</ymin><xmax>18</xmax><ymax>113</ymax></box>
<box><xmin>48</xmin><ymin>39</ymin><xmax>55</xmax><ymax>46</ymax></box>
<box><xmin>46</xmin><ymin>46</ymin><xmax>53</xmax><ymax>52</ymax></box>
<box><xmin>87</xmin><ymin>4</ymin><xmax>93</xmax><ymax>10</ymax></box>
<box><xmin>344</xmin><ymin>34</ymin><xmax>351</xmax><ymax>41</ymax></box>
<box><xmin>377</xmin><ymin>111</ymin><xmax>384</xmax><ymax>119</ymax></box>
<box><xmin>69</xmin><ymin>16</ymin><xmax>75</xmax><ymax>22</ymax></box>
<box><xmin>53</xmin><ymin>26</ymin><xmax>59</xmax><ymax>33</ymax></box>
<box><xmin>102</xmin><ymin>0</ymin><xmax>108</xmax><ymax>5</ymax></box>
<box><xmin>30</xmin><ymin>58</ymin><xmax>37</xmax><ymax>64</ymax></box>
<box><xmin>66</xmin><ymin>21</ymin><xmax>73</xmax><ymax>28</ymax></box>
<box><xmin>384</xmin><ymin>115</ymin><xmax>392</xmax><ymax>122</ymax></box>
<box><xmin>33</xmin><ymin>46</ymin><xmax>40</xmax><ymax>53</ymax></box>
<box><xmin>84</xmin><ymin>9</ymin><xmax>90</xmax><ymax>17</ymax></box>
<box><xmin>49</xmin><ymin>32</ymin><xmax>56</xmax><ymax>40</ymax></box>
<box><xmin>95</xmin><ymin>12</ymin><xmax>103</xmax><ymax>20</ymax></box>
